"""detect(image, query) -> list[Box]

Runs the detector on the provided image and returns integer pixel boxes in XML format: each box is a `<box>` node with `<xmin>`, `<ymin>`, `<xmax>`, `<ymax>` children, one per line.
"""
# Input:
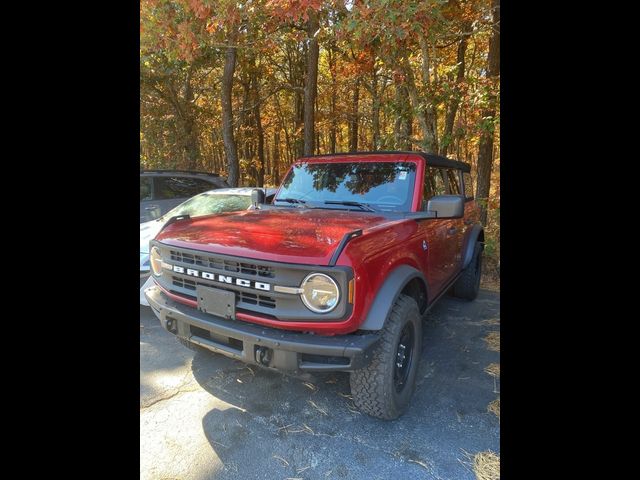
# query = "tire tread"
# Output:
<box><xmin>453</xmin><ymin>242</ymin><xmax>482</xmax><ymax>300</ymax></box>
<box><xmin>350</xmin><ymin>295</ymin><xmax>421</xmax><ymax>420</ymax></box>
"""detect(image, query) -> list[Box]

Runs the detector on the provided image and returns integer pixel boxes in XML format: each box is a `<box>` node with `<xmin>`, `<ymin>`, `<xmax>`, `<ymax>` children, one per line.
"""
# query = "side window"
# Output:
<box><xmin>155</xmin><ymin>177</ymin><xmax>201</xmax><ymax>199</ymax></box>
<box><xmin>423</xmin><ymin>166</ymin><xmax>447</xmax><ymax>203</ymax></box>
<box><xmin>446</xmin><ymin>169</ymin><xmax>461</xmax><ymax>195</ymax></box>
<box><xmin>140</xmin><ymin>177</ymin><xmax>152</xmax><ymax>201</ymax></box>
<box><xmin>192</xmin><ymin>178</ymin><xmax>218</xmax><ymax>193</ymax></box>
<box><xmin>463</xmin><ymin>172</ymin><xmax>474</xmax><ymax>199</ymax></box>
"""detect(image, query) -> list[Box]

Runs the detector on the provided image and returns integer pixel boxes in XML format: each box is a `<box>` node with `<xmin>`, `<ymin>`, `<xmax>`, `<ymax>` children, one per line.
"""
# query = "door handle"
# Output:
<box><xmin>145</xmin><ymin>205</ymin><xmax>159</xmax><ymax>211</ymax></box>
<box><xmin>447</xmin><ymin>227</ymin><xmax>458</xmax><ymax>235</ymax></box>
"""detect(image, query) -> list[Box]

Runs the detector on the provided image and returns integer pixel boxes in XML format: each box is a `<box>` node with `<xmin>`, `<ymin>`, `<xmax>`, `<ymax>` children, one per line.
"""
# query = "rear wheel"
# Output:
<box><xmin>453</xmin><ymin>242</ymin><xmax>483</xmax><ymax>300</ymax></box>
<box><xmin>350</xmin><ymin>295</ymin><xmax>422</xmax><ymax>420</ymax></box>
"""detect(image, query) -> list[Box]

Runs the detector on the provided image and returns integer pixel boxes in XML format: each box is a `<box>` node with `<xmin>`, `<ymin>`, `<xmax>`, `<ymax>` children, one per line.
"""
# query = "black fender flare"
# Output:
<box><xmin>462</xmin><ymin>224</ymin><xmax>484</xmax><ymax>269</ymax></box>
<box><xmin>359</xmin><ymin>265</ymin><xmax>428</xmax><ymax>331</ymax></box>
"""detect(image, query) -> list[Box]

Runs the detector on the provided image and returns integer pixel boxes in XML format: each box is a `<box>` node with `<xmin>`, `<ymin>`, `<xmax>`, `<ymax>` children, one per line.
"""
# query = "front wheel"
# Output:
<box><xmin>350</xmin><ymin>295</ymin><xmax>422</xmax><ymax>420</ymax></box>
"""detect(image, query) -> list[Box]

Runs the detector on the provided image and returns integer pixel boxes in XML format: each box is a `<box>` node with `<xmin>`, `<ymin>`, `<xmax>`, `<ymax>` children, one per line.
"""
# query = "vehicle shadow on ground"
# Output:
<box><xmin>189</xmin><ymin>290</ymin><xmax>500</xmax><ymax>480</ymax></box>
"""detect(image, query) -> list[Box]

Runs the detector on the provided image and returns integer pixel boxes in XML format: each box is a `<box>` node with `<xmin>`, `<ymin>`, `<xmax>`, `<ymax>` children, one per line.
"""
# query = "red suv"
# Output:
<box><xmin>144</xmin><ymin>151</ymin><xmax>484</xmax><ymax>419</ymax></box>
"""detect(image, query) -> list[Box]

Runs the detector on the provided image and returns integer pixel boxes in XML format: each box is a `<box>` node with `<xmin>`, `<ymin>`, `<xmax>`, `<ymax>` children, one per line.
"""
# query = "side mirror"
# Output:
<box><xmin>427</xmin><ymin>195</ymin><xmax>464</xmax><ymax>219</ymax></box>
<box><xmin>251</xmin><ymin>188</ymin><xmax>266</xmax><ymax>207</ymax></box>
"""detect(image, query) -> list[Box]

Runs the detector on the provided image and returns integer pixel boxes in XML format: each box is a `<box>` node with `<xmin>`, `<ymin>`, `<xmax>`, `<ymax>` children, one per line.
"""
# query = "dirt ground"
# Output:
<box><xmin>140</xmin><ymin>289</ymin><xmax>500</xmax><ymax>480</ymax></box>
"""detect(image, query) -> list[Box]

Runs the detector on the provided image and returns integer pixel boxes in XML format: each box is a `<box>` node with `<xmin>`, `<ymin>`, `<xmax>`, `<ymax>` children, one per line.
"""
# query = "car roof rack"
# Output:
<box><xmin>140</xmin><ymin>169</ymin><xmax>220</xmax><ymax>177</ymax></box>
<box><xmin>298</xmin><ymin>151</ymin><xmax>471</xmax><ymax>172</ymax></box>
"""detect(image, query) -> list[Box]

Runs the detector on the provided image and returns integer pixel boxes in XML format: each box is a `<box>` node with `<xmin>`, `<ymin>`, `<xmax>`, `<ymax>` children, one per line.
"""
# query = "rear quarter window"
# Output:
<box><xmin>424</xmin><ymin>166</ymin><xmax>447</xmax><ymax>201</ymax></box>
<box><xmin>446</xmin><ymin>169</ymin><xmax>461</xmax><ymax>195</ymax></box>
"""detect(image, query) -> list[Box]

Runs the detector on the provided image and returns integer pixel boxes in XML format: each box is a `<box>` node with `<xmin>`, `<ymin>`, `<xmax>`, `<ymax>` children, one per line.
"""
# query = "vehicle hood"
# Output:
<box><xmin>154</xmin><ymin>208</ymin><xmax>400</xmax><ymax>265</ymax></box>
<box><xmin>140</xmin><ymin>219</ymin><xmax>166</xmax><ymax>254</ymax></box>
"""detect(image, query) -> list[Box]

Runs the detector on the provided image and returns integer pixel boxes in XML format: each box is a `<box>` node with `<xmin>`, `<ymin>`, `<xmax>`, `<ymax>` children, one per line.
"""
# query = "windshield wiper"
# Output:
<box><xmin>324</xmin><ymin>201</ymin><xmax>377</xmax><ymax>212</ymax></box>
<box><xmin>274</xmin><ymin>197</ymin><xmax>307</xmax><ymax>207</ymax></box>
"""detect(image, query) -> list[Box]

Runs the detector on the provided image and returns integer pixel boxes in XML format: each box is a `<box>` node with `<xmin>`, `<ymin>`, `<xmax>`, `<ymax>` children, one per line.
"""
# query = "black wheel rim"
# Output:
<box><xmin>394</xmin><ymin>323</ymin><xmax>415</xmax><ymax>393</ymax></box>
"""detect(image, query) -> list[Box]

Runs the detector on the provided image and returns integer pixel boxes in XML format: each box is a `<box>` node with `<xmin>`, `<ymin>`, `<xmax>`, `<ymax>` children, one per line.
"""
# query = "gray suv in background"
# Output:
<box><xmin>140</xmin><ymin>170</ymin><xmax>229</xmax><ymax>222</ymax></box>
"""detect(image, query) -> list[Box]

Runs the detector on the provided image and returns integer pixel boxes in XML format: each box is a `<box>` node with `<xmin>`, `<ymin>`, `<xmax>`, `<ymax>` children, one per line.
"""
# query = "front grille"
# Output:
<box><xmin>172</xmin><ymin>275</ymin><xmax>277</xmax><ymax>309</ymax></box>
<box><xmin>155</xmin><ymin>244</ymin><xmax>351</xmax><ymax>322</ymax></box>
<box><xmin>170</xmin><ymin>250</ymin><xmax>275</xmax><ymax>278</ymax></box>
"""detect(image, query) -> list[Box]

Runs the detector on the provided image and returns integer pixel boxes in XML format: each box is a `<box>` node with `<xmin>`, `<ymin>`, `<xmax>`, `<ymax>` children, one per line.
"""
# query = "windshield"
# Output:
<box><xmin>275</xmin><ymin>161</ymin><xmax>417</xmax><ymax>211</ymax></box>
<box><xmin>159</xmin><ymin>193</ymin><xmax>252</xmax><ymax>221</ymax></box>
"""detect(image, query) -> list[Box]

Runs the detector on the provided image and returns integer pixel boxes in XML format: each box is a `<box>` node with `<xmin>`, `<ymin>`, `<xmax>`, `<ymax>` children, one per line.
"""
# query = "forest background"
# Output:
<box><xmin>140</xmin><ymin>0</ymin><xmax>500</xmax><ymax>281</ymax></box>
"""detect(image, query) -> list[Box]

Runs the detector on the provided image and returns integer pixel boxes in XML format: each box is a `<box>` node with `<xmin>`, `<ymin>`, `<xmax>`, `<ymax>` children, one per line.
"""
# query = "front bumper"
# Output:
<box><xmin>145</xmin><ymin>285</ymin><xmax>379</xmax><ymax>372</ymax></box>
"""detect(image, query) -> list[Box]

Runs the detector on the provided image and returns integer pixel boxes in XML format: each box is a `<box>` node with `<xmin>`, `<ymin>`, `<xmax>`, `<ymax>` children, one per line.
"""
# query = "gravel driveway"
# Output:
<box><xmin>140</xmin><ymin>290</ymin><xmax>500</xmax><ymax>480</ymax></box>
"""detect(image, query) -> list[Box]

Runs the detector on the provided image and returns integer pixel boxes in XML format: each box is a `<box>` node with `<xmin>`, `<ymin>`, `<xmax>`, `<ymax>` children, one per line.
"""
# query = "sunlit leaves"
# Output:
<box><xmin>140</xmin><ymin>0</ymin><xmax>500</xmax><ymax>197</ymax></box>
<box><xmin>266</xmin><ymin>0</ymin><xmax>323</xmax><ymax>23</ymax></box>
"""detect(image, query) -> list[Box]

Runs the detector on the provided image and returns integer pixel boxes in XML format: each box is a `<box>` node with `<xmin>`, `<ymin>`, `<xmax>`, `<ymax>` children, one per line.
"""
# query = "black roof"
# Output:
<box><xmin>140</xmin><ymin>169</ymin><xmax>220</xmax><ymax>177</ymax></box>
<box><xmin>299</xmin><ymin>151</ymin><xmax>471</xmax><ymax>172</ymax></box>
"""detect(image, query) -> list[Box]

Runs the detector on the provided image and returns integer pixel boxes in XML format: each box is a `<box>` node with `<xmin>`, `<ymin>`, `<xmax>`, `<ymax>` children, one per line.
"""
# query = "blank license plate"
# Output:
<box><xmin>196</xmin><ymin>285</ymin><xmax>236</xmax><ymax>319</ymax></box>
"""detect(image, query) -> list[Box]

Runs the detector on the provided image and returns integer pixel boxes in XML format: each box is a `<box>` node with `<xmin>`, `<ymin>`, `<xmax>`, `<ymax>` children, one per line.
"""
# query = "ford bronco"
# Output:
<box><xmin>144</xmin><ymin>151</ymin><xmax>484</xmax><ymax>419</ymax></box>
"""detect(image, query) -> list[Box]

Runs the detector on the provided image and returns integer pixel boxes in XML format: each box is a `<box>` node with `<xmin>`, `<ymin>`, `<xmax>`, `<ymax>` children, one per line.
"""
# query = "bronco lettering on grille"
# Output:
<box><xmin>170</xmin><ymin>264</ymin><xmax>271</xmax><ymax>291</ymax></box>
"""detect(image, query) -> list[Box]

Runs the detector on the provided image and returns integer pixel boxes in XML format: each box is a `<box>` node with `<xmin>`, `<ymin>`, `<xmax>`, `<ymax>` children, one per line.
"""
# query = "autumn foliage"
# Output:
<box><xmin>140</xmin><ymin>0</ymin><xmax>500</xmax><ymax>258</ymax></box>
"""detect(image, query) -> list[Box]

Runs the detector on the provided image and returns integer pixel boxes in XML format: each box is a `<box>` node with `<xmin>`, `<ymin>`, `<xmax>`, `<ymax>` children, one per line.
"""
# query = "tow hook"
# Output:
<box><xmin>165</xmin><ymin>317</ymin><xmax>177</xmax><ymax>334</ymax></box>
<box><xmin>255</xmin><ymin>346</ymin><xmax>272</xmax><ymax>366</ymax></box>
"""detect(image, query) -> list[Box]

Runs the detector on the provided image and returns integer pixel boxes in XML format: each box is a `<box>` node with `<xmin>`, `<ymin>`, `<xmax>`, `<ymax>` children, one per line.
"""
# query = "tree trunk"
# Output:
<box><xmin>240</xmin><ymin>76</ymin><xmax>252</xmax><ymax>161</ymax></box>
<box><xmin>303</xmin><ymin>9</ymin><xmax>319</xmax><ymax>156</ymax></box>
<box><xmin>403</xmin><ymin>106</ymin><xmax>413</xmax><ymax>150</ymax></box>
<box><xmin>441</xmin><ymin>22</ymin><xmax>471</xmax><ymax>156</ymax></box>
<box><xmin>221</xmin><ymin>26</ymin><xmax>239</xmax><ymax>186</ymax></box>
<box><xmin>476</xmin><ymin>0</ymin><xmax>500</xmax><ymax>225</ymax></box>
<box><xmin>394</xmin><ymin>80</ymin><xmax>413</xmax><ymax>150</ymax></box>
<box><xmin>273</xmin><ymin>130</ymin><xmax>281</xmax><ymax>185</ymax></box>
<box><xmin>348</xmin><ymin>78</ymin><xmax>360</xmax><ymax>152</ymax></box>
<box><xmin>371</xmin><ymin>70</ymin><xmax>381</xmax><ymax>150</ymax></box>
<box><xmin>414</xmin><ymin>40</ymin><xmax>438</xmax><ymax>153</ymax></box>
<box><xmin>211</xmin><ymin>129</ymin><xmax>221</xmax><ymax>172</ymax></box>
<box><xmin>291</xmin><ymin>43</ymin><xmax>305</xmax><ymax>159</ymax></box>
<box><xmin>182</xmin><ymin>68</ymin><xmax>201</xmax><ymax>170</ymax></box>
<box><xmin>156</xmin><ymin>72</ymin><xmax>200</xmax><ymax>170</ymax></box>
<box><xmin>274</xmin><ymin>91</ymin><xmax>292</xmax><ymax>168</ymax></box>
<box><xmin>401</xmin><ymin>62</ymin><xmax>432</xmax><ymax>152</ymax></box>
<box><xmin>252</xmin><ymin>75</ymin><xmax>265</xmax><ymax>187</ymax></box>
<box><xmin>315</xmin><ymin>94</ymin><xmax>321</xmax><ymax>154</ymax></box>
<box><xmin>372</xmin><ymin>100</ymin><xmax>380</xmax><ymax>150</ymax></box>
<box><xmin>328</xmin><ymin>47</ymin><xmax>337</xmax><ymax>154</ymax></box>
<box><xmin>265</xmin><ymin>136</ymin><xmax>271</xmax><ymax>183</ymax></box>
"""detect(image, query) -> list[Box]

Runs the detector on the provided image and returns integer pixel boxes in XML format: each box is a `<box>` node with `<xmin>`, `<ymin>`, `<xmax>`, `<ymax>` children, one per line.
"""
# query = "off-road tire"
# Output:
<box><xmin>453</xmin><ymin>242</ymin><xmax>483</xmax><ymax>300</ymax></box>
<box><xmin>350</xmin><ymin>295</ymin><xmax>422</xmax><ymax>420</ymax></box>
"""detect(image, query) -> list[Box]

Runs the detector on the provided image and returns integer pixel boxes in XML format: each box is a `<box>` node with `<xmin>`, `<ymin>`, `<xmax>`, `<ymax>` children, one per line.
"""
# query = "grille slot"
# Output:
<box><xmin>172</xmin><ymin>276</ymin><xmax>196</xmax><ymax>290</ymax></box>
<box><xmin>170</xmin><ymin>250</ymin><xmax>275</xmax><ymax>278</ymax></box>
<box><xmin>172</xmin><ymin>275</ymin><xmax>277</xmax><ymax>309</ymax></box>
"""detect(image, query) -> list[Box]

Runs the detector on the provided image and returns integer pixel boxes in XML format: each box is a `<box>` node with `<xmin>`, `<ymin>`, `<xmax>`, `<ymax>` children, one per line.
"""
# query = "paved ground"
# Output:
<box><xmin>140</xmin><ymin>290</ymin><xmax>500</xmax><ymax>480</ymax></box>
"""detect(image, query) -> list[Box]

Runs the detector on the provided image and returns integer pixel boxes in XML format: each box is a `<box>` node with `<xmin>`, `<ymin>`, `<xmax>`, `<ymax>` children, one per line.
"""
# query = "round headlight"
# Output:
<box><xmin>150</xmin><ymin>246</ymin><xmax>163</xmax><ymax>276</ymax></box>
<box><xmin>300</xmin><ymin>273</ymin><xmax>340</xmax><ymax>313</ymax></box>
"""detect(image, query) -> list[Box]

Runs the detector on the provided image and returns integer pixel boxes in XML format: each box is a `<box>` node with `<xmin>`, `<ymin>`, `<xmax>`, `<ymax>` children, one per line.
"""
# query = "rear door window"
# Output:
<box><xmin>154</xmin><ymin>177</ymin><xmax>209</xmax><ymax>200</ymax></box>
